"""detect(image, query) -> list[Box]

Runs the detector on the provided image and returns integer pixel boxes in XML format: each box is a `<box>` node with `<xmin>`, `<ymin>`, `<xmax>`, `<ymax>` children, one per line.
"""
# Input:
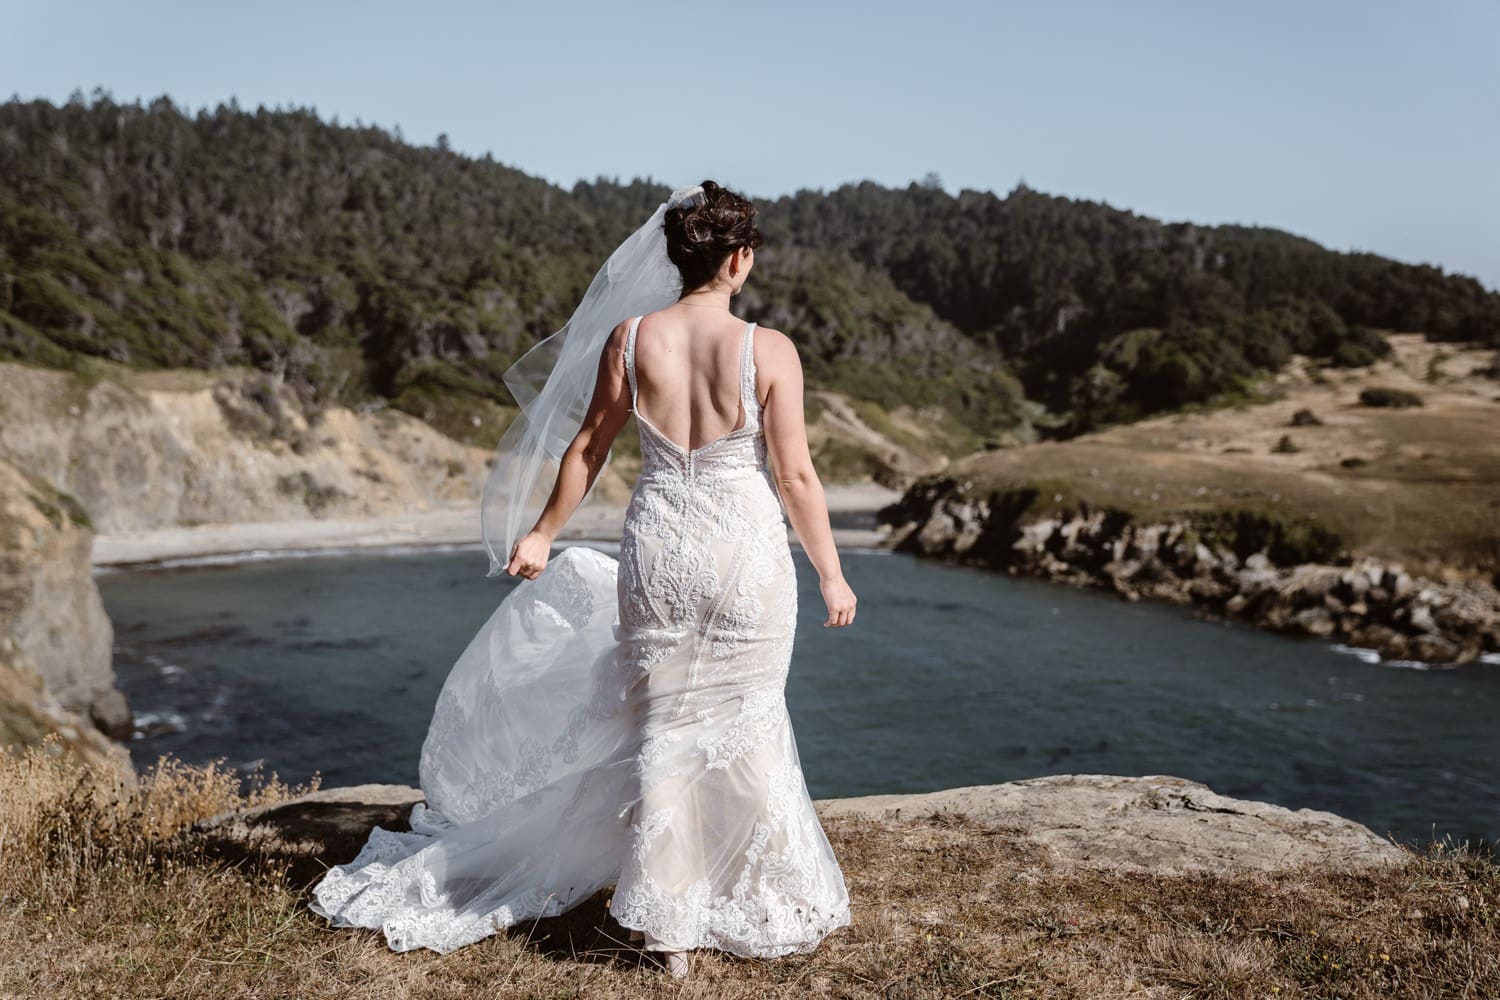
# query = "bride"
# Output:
<box><xmin>309</xmin><ymin>181</ymin><xmax>856</xmax><ymax>979</ymax></box>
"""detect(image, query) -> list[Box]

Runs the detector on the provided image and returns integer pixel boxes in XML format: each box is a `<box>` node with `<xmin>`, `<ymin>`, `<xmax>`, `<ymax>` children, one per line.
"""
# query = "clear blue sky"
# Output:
<box><xmin>5</xmin><ymin>0</ymin><xmax>1497</xmax><ymax>289</ymax></box>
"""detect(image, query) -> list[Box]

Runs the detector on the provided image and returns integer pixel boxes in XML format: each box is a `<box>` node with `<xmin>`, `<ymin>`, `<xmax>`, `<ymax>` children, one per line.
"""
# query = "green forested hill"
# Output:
<box><xmin>2</xmin><ymin>93</ymin><xmax>1495</xmax><ymax>443</ymax></box>
<box><xmin>768</xmin><ymin>182</ymin><xmax>1500</xmax><ymax>429</ymax></box>
<box><xmin>0</xmin><ymin>95</ymin><xmax>1022</xmax><ymax>442</ymax></box>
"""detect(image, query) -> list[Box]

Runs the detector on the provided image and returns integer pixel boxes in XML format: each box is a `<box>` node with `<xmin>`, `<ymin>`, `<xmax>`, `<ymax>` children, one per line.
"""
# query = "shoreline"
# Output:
<box><xmin>880</xmin><ymin>479</ymin><xmax>1500</xmax><ymax>668</ymax></box>
<box><xmin>91</xmin><ymin>482</ymin><xmax>903</xmax><ymax>570</ymax></box>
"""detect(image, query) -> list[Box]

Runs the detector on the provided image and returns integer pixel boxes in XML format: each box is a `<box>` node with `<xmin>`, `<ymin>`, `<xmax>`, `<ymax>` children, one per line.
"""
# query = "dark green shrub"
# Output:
<box><xmin>1187</xmin><ymin>509</ymin><xmax>1343</xmax><ymax>565</ymax></box>
<box><xmin>1330</xmin><ymin>341</ymin><xmax>1378</xmax><ymax>368</ymax></box>
<box><xmin>1359</xmin><ymin>387</ymin><xmax>1423</xmax><ymax>408</ymax></box>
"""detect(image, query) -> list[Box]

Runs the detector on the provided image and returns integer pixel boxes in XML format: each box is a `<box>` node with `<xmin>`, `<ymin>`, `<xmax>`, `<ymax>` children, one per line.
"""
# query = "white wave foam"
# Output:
<box><xmin>1329</xmin><ymin>643</ymin><xmax>1460</xmax><ymax>671</ymax></box>
<box><xmin>1330</xmin><ymin>644</ymin><xmax>1381</xmax><ymax>664</ymax></box>
<box><xmin>131</xmin><ymin>711</ymin><xmax>187</xmax><ymax>738</ymax></box>
<box><xmin>1382</xmin><ymin>658</ymin><xmax>1457</xmax><ymax>672</ymax></box>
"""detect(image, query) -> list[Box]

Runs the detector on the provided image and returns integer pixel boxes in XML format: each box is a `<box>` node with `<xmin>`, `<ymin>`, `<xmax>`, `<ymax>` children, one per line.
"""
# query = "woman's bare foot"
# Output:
<box><xmin>627</xmin><ymin>927</ymin><xmax>688</xmax><ymax>979</ymax></box>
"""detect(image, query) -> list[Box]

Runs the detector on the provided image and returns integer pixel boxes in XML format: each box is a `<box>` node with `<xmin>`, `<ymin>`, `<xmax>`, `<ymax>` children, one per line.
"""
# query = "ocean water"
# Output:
<box><xmin>99</xmin><ymin>545</ymin><xmax>1500</xmax><ymax>850</ymax></box>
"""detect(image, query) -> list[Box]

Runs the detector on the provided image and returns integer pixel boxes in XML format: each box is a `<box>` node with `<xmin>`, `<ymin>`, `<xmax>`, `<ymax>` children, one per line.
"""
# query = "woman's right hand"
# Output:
<box><xmin>506</xmin><ymin>530</ymin><xmax>552</xmax><ymax>580</ymax></box>
<box><xmin>820</xmin><ymin>576</ymin><xmax>857</xmax><ymax>628</ymax></box>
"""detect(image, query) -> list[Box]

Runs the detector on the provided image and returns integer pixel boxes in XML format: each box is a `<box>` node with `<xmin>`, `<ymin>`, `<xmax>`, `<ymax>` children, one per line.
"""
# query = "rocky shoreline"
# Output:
<box><xmin>879</xmin><ymin>477</ymin><xmax>1500</xmax><ymax>666</ymax></box>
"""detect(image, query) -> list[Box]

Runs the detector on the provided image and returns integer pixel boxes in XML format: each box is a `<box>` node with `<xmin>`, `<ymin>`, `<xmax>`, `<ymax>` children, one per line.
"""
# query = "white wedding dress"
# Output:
<box><xmin>310</xmin><ymin>317</ymin><xmax>851</xmax><ymax>957</ymax></box>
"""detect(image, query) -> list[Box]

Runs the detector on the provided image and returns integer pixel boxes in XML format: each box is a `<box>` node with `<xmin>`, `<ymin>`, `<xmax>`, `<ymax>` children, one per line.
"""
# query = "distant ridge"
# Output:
<box><xmin>2</xmin><ymin>92</ymin><xmax>1495</xmax><ymax>441</ymax></box>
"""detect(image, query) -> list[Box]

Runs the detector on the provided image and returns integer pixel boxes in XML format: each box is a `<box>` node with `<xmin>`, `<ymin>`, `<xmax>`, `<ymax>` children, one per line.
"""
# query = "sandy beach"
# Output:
<box><xmin>91</xmin><ymin>482</ymin><xmax>902</xmax><ymax>569</ymax></box>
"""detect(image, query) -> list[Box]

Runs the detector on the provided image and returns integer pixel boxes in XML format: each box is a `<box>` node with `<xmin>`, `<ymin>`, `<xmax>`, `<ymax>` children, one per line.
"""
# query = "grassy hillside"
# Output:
<box><xmin>926</xmin><ymin>335</ymin><xmax>1500</xmax><ymax>576</ymax></box>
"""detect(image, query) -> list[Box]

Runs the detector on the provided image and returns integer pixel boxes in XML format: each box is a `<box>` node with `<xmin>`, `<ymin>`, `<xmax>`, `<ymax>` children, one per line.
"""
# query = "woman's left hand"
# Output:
<box><xmin>506</xmin><ymin>531</ymin><xmax>552</xmax><ymax>580</ymax></box>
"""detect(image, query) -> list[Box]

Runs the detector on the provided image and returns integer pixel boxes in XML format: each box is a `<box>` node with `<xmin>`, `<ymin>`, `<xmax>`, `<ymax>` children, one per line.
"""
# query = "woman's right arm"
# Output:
<box><xmin>759</xmin><ymin>328</ymin><xmax>857</xmax><ymax>628</ymax></box>
<box><xmin>506</xmin><ymin>319</ymin><xmax>632</xmax><ymax>579</ymax></box>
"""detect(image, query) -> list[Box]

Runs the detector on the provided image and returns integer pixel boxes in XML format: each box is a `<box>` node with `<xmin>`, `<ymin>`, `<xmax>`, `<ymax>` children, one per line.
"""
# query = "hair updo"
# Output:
<box><xmin>663</xmin><ymin>180</ymin><xmax>764</xmax><ymax>293</ymax></box>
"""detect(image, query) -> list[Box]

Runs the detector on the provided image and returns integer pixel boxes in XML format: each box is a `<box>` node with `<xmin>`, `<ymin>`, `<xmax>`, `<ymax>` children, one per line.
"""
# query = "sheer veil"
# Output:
<box><xmin>313</xmin><ymin>182</ymin><xmax>854</xmax><ymax>957</ymax></box>
<box><xmin>479</xmin><ymin>184</ymin><xmax>705</xmax><ymax>575</ymax></box>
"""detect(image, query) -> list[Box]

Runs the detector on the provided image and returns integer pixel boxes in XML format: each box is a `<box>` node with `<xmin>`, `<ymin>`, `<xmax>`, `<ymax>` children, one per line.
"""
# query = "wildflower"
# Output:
<box><xmin>1380</xmin><ymin>953</ymin><xmax>1390</xmax><ymax>961</ymax></box>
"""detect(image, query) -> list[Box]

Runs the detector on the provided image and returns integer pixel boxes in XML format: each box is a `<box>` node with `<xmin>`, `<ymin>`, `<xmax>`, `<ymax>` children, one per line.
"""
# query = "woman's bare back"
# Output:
<box><xmin>630</xmin><ymin>305</ymin><xmax>762</xmax><ymax>453</ymax></box>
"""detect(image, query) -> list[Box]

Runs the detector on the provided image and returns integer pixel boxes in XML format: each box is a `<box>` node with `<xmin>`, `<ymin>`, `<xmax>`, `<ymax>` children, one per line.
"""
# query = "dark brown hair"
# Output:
<box><xmin>662</xmin><ymin>180</ymin><xmax>764</xmax><ymax>293</ymax></box>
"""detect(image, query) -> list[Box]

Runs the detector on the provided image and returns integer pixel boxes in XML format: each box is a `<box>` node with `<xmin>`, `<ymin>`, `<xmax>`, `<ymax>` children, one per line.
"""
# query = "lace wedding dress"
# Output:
<box><xmin>310</xmin><ymin>317</ymin><xmax>851</xmax><ymax>957</ymax></box>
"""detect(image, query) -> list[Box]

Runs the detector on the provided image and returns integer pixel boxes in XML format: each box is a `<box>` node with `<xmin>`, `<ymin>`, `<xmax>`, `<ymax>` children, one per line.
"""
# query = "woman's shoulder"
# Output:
<box><xmin>750</xmin><ymin>324</ymin><xmax>795</xmax><ymax>353</ymax></box>
<box><xmin>749</xmin><ymin>325</ymin><xmax>801</xmax><ymax>372</ymax></box>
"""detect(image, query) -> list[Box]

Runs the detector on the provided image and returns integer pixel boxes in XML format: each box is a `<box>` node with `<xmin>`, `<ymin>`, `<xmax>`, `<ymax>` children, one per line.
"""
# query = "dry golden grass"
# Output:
<box><xmin>2</xmin><ymin>740</ymin><xmax>1496</xmax><ymax>999</ymax></box>
<box><xmin>949</xmin><ymin>336</ymin><xmax>1500</xmax><ymax>576</ymax></box>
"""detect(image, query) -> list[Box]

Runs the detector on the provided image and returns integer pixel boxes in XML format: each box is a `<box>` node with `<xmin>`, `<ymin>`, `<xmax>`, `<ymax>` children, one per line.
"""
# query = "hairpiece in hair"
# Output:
<box><xmin>667</xmin><ymin>184</ymin><xmax>705</xmax><ymax>209</ymax></box>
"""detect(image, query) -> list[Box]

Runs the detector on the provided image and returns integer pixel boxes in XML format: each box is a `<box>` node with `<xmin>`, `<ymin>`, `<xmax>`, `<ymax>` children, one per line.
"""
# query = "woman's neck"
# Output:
<box><xmin>677</xmin><ymin>287</ymin><xmax>734</xmax><ymax>310</ymax></box>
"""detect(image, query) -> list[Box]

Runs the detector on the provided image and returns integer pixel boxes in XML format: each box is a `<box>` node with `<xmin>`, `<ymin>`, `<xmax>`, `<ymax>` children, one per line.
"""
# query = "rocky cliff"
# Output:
<box><xmin>879</xmin><ymin>478</ymin><xmax>1500</xmax><ymax>664</ymax></box>
<box><xmin>0</xmin><ymin>362</ymin><xmax>497</xmax><ymax>532</ymax></box>
<box><xmin>0</xmin><ymin>455</ymin><xmax>129</xmax><ymax>744</ymax></box>
<box><xmin>877</xmin><ymin>338</ymin><xmax>1500</xmax><ymax>665</ymax></box>
<box><xmin>0</xmin><ymin>360</ymin><xmax>526</xmax><ymax>758</ymax></box>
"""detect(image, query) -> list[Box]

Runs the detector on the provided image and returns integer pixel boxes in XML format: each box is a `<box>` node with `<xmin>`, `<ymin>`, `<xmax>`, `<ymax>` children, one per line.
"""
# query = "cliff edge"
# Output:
<box><xmin>192</xmin><ymin>773</ymin><xmax>1407</xmax><ymax>878</ymax></box>
<box><xmin>0</xmin><ymin>456</ymin><xmax>126</xmax><ymax>740</ymax></box>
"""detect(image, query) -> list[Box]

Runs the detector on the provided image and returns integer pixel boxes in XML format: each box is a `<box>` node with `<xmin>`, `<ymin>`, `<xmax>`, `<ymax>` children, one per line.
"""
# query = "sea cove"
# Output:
<box><xmin>101</xmin><ymin>545</ymin><xmax>1500</xmax><ymax>851</ymax></box>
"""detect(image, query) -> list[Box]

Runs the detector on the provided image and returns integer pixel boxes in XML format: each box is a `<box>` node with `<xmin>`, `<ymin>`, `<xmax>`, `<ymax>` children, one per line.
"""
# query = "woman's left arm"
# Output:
<box><xmin>505</xmin><ymin>319</ymin><xmax>633</xmax><ymax>579</ymax></box>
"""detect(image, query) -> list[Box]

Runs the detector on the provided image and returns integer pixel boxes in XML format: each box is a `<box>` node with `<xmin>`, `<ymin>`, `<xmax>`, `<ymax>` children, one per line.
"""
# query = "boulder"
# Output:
<box><xmin>1291</xmin><ymin>606</ymin><xmax>1336</xmax><ymax>638</ymax></box>
<box><xmin>819</xmin><ymin>774</ymin><xmax>1407</xmax><ymax>875</ymax></box>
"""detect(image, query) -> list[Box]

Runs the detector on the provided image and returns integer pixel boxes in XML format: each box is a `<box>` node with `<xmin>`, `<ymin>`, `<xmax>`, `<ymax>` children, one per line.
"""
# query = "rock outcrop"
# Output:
<box><xmin>819</xmin><ymin>774</ymin><xmax>1406</xmax><ymax>874</ymax></box>
<box><xmin>0</xmin><ymin>635</ymin><xmax>132</xmax><ymax>772</ymax></box>
<box><xmin>190</xmin><ymin>775</ymin><xmax>1406</xmax><ymax>878</ymax></box>
<box><xmin>0</xmin><ymin>457</ymin><xmax>127</xmax><ymax>737</ymax></box>
<box><xmin>0</xmin><ymin>362</ymin><xmax>493</xmax><ymax>533</ymax></box>
<box><xmin>880</xmin><ymin>478</ymin><xmax>1500</xmax><ymax>665</ymax></box>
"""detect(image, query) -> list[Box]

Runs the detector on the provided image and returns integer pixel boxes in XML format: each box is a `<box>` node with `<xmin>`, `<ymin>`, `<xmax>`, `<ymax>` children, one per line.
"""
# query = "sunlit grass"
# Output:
<box><xmin>2</xmin><ymin>739</ymin><xmax>1495</xmax><ymax>998</ymax></box>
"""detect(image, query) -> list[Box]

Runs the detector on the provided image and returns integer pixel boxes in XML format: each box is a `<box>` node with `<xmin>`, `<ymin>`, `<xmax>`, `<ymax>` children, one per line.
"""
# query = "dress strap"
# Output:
<box><xmin>624</xmin><ymin>315</ymin><xmax>643</xmax><ymax>409</ymax></box>
<box><xmin>738</xmin><ymin>322</ymin><xmax>759</xmax><ymax>425</ymax></box>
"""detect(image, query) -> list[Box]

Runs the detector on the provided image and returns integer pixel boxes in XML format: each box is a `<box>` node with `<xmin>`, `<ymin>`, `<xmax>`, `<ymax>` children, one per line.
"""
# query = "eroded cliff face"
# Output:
<box><xmin>0</xmin><ymin>363</ymin><xmax>495</xmax><ymax>532</ymax></box>
<box><xmin>0</xmin><ymin>362</ymin><xmax>524</xmax><ymax>757</ymax></box>
<box><xmin>0</xmin><ymin>457</ymin><xmax>127</xmax><ymax>740</ymax></box>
